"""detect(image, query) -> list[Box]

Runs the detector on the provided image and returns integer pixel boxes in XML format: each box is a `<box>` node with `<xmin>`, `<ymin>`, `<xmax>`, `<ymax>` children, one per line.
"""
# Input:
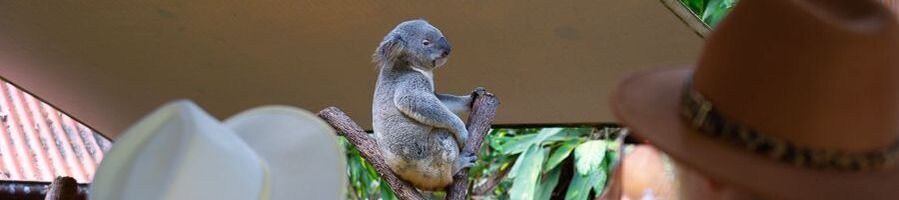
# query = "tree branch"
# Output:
<box><xmin>446</xmin><ymin>88</ymin><xmax>499</xmax><ymax>200</ymax></box>
<box><xmin>318</xmin><ymin>88</ymin><xmax>498</xmax><ymax>200</ymax></box>
<box><xmin>318</xmin><ymin>107</ymin><xmax>425</xmax><ymax>200</ymax></box>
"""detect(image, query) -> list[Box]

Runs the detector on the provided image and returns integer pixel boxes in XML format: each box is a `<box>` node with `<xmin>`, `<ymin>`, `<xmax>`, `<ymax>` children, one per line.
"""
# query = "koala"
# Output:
<box><xmin>371</xmin><ymin>19</ymin><xmax>477</xmax><ymax>191</ymax></box>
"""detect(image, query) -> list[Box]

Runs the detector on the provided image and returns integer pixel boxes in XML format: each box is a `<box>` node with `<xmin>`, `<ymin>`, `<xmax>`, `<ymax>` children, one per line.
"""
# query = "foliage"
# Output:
<box><xmin>342</xmin><ymin>137</ymin><xmax>399</xmax><ymax>200</ymax></box>
<box><xmin>343</xmin><ymin>127</ymin><xmax>624</xmax><ymax>200</ymax></box>
<box><xmin>680</xmin><ymin>0</ymin><xmax>738</xmax><ymax>27</ymax></box>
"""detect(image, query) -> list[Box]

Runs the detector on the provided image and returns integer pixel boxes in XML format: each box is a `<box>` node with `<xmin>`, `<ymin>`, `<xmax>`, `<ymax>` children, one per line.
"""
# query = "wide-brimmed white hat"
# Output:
<box><xmin>89</xmin><ymin>100</ymin><xmax>346</xmax><ymax>199</ymax></box>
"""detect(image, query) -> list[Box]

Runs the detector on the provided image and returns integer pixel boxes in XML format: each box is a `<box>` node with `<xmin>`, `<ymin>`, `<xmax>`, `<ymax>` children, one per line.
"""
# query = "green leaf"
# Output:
<box><xmin>543</xmin><ymin>139</ymin><xmax>580</xmax><ymax>172</ymax></box>
<box><xmin>534</xmin><ymin>128</ymin><xmax>565</xmax><ymax>142</ymax></box>
<box><xmin>380</xmin><ymin>184</ymin><xmax>398</xmax><ymax>200</ymax></box>
<box><xmin>603</xmin><ymin>149</ymin><xmax>619</xmax><ymax>172</ymax></box>
<box><xmin>535</xmin><ymin>166</ymin><xmax>563</xmax><ymax>200</ymax></box>
<box><xmin>701</xmin><ymin>0</ymin><xmax>737</xmax><ymax>27</ymax></box>
<box><xmin>500</xmin><ymin>128</ymin><xmax>564</xmax><ymax>155</ymax></box>
<box><xmin>544</xmin><ymin>128</ymin><xmax>590</xmax><ymax>144</ymax></box>
<box><xmin>564</xmin><ymin>173</ymin><xmax>590</xmax><ymax>200</ymax></box>
<box><xmin>508</xmin><ymin>154</ymin><xmax>524</xmax><ymax>179</ymax></box>
<box><xmin>564</xmin><ymin>166</ymin><xmax>608</xmax><ymax>200</ymax></box>
<box><xmin>509</xmin><ymin>146</ymin><xmax>547</xmax><ymax>200</ymax></box>
<box><xmin>367</xmin><ymin>168</ymin><xmax>379</xmax><ymax>180</ymax></box>
<box><xmin>499</xmin><ymin>134</ymin><xmax>537</xmax><ymax>154</ymax></box>
<box><xmin>352</xmin><ymin>162</ymin><xmax>362</xmax><ymax>181</ymax></box>
<box><xmin>574</xmin><ymin>140</ymin><xmax>606</xmax><ymax>175</ymax></box>
<box><xmin>354</xmin><ymin>161</ymin><xmax>370</xmax><ymax>198</ymax></box>
<box><xmin>681</xmin><ymin>0</ymin><xmax>708</xmax><ymax>15</ymax></box>
<box><xmin>590</xmin><ymin>170</ymin><xmax>608</xmax><ymax>195</ymax></box>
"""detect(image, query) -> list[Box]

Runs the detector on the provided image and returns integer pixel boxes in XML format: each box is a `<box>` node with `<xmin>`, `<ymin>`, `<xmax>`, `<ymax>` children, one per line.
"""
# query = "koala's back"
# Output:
<box><xmin>372</xmin><ymin>69</ymin><xmax>459</xmax><ymax>190</ymax></box>
<box><xmin>372</xmin><ymin>69</ymin><xmax>433</xmax><ymax>154</ymax></box>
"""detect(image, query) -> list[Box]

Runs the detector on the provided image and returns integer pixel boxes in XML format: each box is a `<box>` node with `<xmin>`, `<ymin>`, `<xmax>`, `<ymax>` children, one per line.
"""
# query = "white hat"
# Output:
<box><xmin>89</xmin><ymin>100</ymin><xmax>346</xmax><ymax>199</ymax></box>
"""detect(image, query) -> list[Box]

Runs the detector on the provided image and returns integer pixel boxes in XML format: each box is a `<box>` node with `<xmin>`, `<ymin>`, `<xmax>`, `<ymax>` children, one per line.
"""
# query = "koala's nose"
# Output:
<box><xmin>438</xmin><ymin>37</ymin><xmax>451</xmax><ymax>57</ymax></box>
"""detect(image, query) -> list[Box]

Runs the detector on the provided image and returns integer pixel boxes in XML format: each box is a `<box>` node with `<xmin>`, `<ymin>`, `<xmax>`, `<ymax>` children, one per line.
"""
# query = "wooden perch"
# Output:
<box><xmin>0</xmin><ymin>178</ymin><xmax>87</xmax><ymax>200</ymax></box>
<box><xmin>445</xmin><ymin>88</ymin><xmax>499</xmax><ymax>200</ymax></box>
<box><xmin>45</xmin><ymin>176</ymin><xmax>78</xmax><ymax>200</ymax></box>
<box><xmin>318</xmin><ymin>107</ymin><xmax>424</xmax><ymax>200</ymax></box>
<box><xmin>318</xmin><ymin>88</ymin><xmax>498</xmax><ymax>200</ymax></box>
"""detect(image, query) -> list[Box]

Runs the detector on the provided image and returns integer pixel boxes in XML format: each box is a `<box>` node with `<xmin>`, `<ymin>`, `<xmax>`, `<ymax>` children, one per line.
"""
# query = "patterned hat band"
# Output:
<box><xmin>680</xmin><ymin>77</ymin><xmax>899</xmax><ymax>171</ymax></box>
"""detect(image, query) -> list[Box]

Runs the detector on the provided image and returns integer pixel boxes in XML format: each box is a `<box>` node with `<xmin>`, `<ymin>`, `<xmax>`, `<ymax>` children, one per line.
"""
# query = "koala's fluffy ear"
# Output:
<box><xmin>373</xmin><ymin>34</ymin><xmax>405</xmax><ymax>65</ymax></box>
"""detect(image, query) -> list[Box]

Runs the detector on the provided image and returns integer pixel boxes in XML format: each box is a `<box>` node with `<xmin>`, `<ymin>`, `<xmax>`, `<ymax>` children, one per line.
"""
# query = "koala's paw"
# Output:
<box><xmin>462</xmin><ymin>152</ymin><xmax>477</xmax><ymax>165</ymax></box>
<box><xmin>454</xmin><ymin>152</ymin><xmax>478</xmax><ymax>173</ymax></box>
<box><xmin>471</xmin><ymin>87</ymin><xmax>495</xmax><ymax>102</ymax></box>
<box><xmin>472</xmin><ymin>87</ymin><xmax>487</xmax><ymax>94</ymax></box>
<box><xmin>470</xmin><ymin>87</ymin><xmax>487</xmax><ymax>99</ymax></box>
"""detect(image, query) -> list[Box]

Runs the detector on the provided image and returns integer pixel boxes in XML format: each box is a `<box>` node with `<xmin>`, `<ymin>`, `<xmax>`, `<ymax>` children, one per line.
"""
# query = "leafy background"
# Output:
<box><xmin>680</xmin><ymin>0</ymin><xmax>738</xmax><ymax>27</ymax></box>
<box><xmin>343</xmin><ymin>127</ymin><xmax>624</xmax><ymax>200</ymax></box>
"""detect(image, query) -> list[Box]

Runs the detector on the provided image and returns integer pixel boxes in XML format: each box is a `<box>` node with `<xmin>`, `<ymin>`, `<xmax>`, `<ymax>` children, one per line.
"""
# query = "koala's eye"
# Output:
<box><xmin>422</xmin><ymin>39</ymin><xmax>431</xmax><ymax>46</ymax></box>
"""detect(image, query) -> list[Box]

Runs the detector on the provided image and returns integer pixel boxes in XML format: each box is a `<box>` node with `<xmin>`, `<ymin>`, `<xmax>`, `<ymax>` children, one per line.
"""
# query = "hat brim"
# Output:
<box><xmin>224</xmin><ymin>106</ymin><xmax>346</xmax><ymax>200</ymax></box>
<box><xmin>611</xmin><ymin>67</ymin><xmax>899</xmax><ymax>200</ymax></box>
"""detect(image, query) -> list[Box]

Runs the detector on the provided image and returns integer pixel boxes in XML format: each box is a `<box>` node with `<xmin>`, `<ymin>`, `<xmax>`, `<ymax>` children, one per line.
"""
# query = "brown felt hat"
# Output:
<box><xmin>611</xmin><ymin>0</ymin><xmax>899</xmax><ymax>199</ymax></box>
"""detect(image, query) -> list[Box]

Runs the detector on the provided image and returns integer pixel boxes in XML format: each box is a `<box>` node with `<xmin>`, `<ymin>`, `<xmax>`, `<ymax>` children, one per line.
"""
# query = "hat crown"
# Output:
<box><xmin>90</xmin><ymin>101</ymin><xmax>267</xmax><ymax>200</ymax></box>
<box><xmin>692</xmin><ymin>0</ymin><xmax>899</xmax><ymax>152</ymax></box>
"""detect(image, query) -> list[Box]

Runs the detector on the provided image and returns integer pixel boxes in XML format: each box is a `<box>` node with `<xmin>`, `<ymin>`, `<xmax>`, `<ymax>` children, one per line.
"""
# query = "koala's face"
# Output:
<box><xmin>376</xmin><ymin>20</ymin><xmax>452</xmax><ymax>70</ymax></box>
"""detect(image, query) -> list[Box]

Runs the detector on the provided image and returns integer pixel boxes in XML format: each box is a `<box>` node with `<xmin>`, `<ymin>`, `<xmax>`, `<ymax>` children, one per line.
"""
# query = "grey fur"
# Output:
<box><xmin>371</xmin><ymin>19</ymin><xmax>477</xmax><ymax>191</ymax></box>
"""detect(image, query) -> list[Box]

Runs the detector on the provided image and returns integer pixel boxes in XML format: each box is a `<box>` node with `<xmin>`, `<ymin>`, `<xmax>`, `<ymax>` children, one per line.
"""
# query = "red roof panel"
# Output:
<box><xmin>0</xmin><ymin>81</ymin><xmax>110</xmax><ymax>184</ymax></box>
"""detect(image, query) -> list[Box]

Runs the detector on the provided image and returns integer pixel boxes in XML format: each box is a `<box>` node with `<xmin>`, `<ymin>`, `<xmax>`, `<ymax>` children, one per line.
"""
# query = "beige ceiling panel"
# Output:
<box><xmin>0</xmin><ymin>0</ymin><xmax>703</xmax><ymax>139</ymax></box>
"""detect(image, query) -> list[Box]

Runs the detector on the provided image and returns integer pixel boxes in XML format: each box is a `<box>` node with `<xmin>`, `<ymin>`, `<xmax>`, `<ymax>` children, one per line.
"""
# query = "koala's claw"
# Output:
<box><xmin>471</xmin><ymin>87</ymin><xmax>495</xmax><ymax>100</ymax></box>
<box><xmin>471</xmin><ymin>87</ymin><xmax>487</xmax><ymax>96</ymax></box>
<box><xmin>453</xmin><ymin>153</ymin><xmax>479</xmax><ymax>174</ymax></box>
<box><xmin>463</xmin><ymin>151</ymin><xmax>476</xmax><ymax>159</ymax></box>
<box><xmin>460</xmin><ymin>153</ymin><xmax>477</xmax><ymax>168</ymax></box>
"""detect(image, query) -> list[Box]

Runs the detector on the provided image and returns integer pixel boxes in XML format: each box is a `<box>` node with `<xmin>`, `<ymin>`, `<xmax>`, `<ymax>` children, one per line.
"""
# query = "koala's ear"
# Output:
<box><xmin>373</xmin><ymin>34</ymin><xmax>405</xmax><ymax>65</ymax></box>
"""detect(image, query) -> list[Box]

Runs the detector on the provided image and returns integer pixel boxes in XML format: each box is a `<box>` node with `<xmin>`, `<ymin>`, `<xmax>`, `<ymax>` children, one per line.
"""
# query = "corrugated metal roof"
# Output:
<box><xmin>0</xmin><ymin>80</ymin><xmax>111</xmax><ymax>184</ymax></box>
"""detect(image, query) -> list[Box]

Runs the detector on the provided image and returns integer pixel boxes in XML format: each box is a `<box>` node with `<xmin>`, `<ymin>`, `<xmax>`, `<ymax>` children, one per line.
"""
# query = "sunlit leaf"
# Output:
<box><xmin>499</xmin><ymin>134</ymin><xmax>537</xmax><ymax>154</ymax></box>
<box><xmin>603</xmin><ymin>143</ymin><xmax>622</xmax><ymax>172</ymax></box>
<box><xmin>510</xmin><ymin>146</ymin><xmax>547</xmax><ymax>200</ymax></box>
<box><xmin>590</xmin><ymin>170</ymin><xmax>608</xmax><ymax>195</ymax></box>
<box><xmin>534</xmin><ymin>127</ymin><xmax>565</xmax><ymax>142</ymax></box>
<box><xmin>543</xmin><ymin>139</ymin><xmax>580</xmax><ymax>173</ymax></box>
<box><xmin>544</xmin><ymin>128</ymin><xmax>590</xmax><ymax>144</ymax></box>
<box><xmin>564</xmin><ymin>173</ymin><xmax>590</xmax><ymax>200</ymax></box>
<box><xmin>574</xmin><ymin>140</ymin><xmax>606</xmax><ymax>175</ymax></box>
<box><xmin>701</xmin><ymin>0</ymin><xmax>737</xmax><ymax>27</ymax></box>
<box><xmin>536</xmin><ymin>166</ymin><xmax>563</xmax><ymax>200</ymax></box>
<box><xmin>508</xmin><ymin>153</ymin><xmax>524</xmax><ymax>179</ymax></box>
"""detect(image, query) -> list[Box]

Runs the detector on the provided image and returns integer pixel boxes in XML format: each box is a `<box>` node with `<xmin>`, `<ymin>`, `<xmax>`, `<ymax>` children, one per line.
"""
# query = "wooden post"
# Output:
<box><xmin>45</xmin><ymin>176</ymin><xmax>78</xmax><ymax>200</ymax></box>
